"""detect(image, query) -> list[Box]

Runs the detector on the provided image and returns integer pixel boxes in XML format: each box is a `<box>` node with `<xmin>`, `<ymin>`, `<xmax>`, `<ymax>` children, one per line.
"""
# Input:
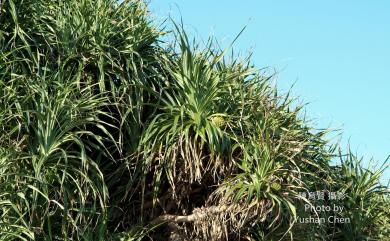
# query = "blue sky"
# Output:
<box><xmin>150</xmin><ymin>0</ymin><xmax>389</xmax><ymax>182</ymax></box>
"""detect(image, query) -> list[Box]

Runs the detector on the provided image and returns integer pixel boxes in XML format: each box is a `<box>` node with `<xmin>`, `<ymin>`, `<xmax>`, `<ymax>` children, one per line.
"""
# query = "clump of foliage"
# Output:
<box><xmin>0</xmin><ymin>0</ymin><xmax>388</xmax><ymax>240</ymax></box>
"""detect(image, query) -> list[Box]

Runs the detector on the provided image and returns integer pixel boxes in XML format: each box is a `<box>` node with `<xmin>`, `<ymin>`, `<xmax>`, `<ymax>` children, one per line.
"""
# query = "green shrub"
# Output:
<box><xmin>0</xmin><ymin>0</ymin><xmax>388</xmax><ymax>240</ymax></box>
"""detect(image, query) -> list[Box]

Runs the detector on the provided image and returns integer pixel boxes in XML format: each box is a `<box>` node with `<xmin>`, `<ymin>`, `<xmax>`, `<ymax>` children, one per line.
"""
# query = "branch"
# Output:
<box><xmin>150</xmin><ymin>205</ymin><xmax>228</xmax><ymax>225</ymax></box>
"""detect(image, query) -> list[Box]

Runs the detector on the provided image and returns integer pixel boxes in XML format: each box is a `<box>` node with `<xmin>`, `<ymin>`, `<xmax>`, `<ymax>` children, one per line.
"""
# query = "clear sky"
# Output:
<box><xmin>150</xmin><ymin>0</ymin><xmax>389</xmax><ymax>182</ymax></box>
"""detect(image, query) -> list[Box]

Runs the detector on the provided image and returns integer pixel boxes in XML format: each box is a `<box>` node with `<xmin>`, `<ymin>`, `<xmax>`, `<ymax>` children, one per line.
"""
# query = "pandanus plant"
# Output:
<box><xmin>0</xmin><ymin>0</ymin><xmax>388</xmax><ymax>240</ymax></box>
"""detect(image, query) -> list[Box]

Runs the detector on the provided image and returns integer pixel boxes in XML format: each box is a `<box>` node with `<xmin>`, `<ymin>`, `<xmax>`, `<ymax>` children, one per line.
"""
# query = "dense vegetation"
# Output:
<box><xmin>0</xmin><ymin>0</ymin><xmax>388</xmax><ymax>240</ymax></box>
